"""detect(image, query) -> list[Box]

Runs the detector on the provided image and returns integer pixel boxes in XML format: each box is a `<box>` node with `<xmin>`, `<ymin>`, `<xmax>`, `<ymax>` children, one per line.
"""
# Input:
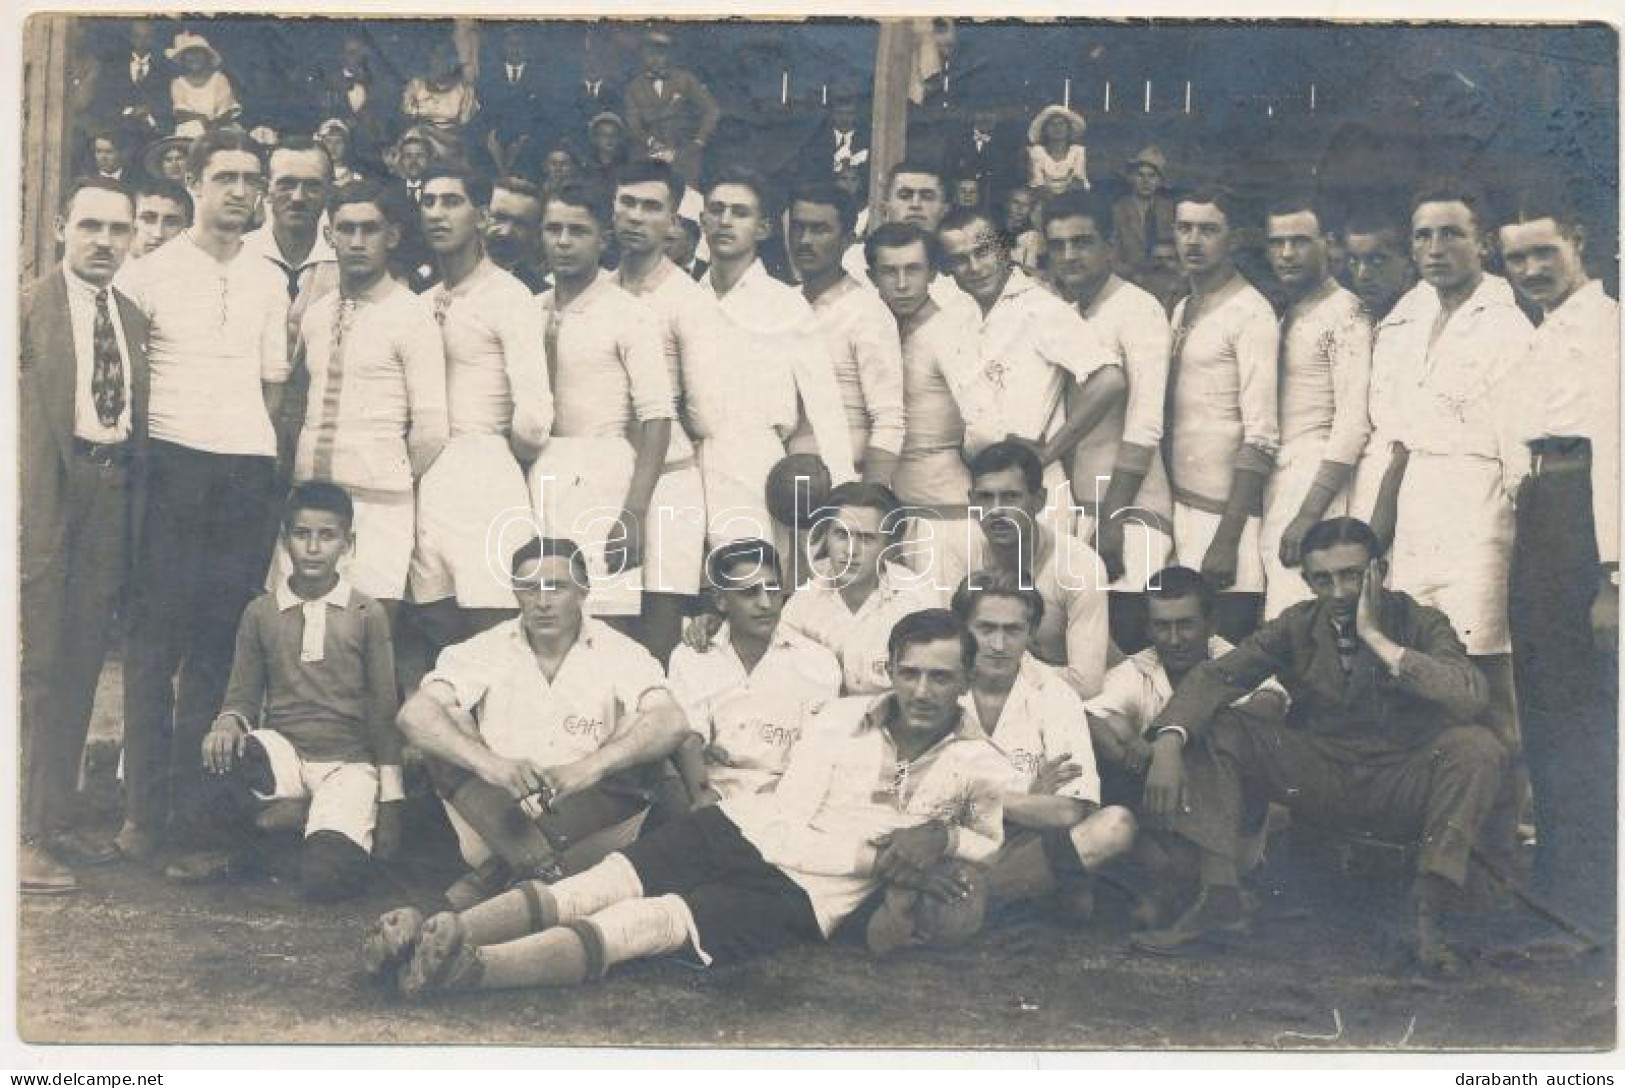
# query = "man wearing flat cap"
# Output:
<box><xmin>1112</xmin><ymin>145</ymin><xmax>1177</xmax><ymax>290</ymax></box>
<box><xmin>622</xmin><ymin>27</ymin><xmax>721</xmax><ymax>186</ymax></box>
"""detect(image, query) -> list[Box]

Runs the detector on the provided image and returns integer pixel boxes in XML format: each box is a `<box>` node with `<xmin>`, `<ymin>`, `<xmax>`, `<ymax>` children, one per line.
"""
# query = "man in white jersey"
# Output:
<box><xmin>863</xmin><ymin>222</ymin><xmax>984</xmax><ymax>592</ymax></box>
<box><xmin>669</xmin><ymin>538</ymin><xmax>842</xmax><ymax>806</ymax></box>
<box><xmin>1364</xmin><ymin>181</ymin><xmax>1531</xmax><ymax>746</ymax></box>
<box><xmin>118</xmin><ymin>128</ymin><xmax>292</xmax><ymax>861</ymax></box>
<box><xmin>1041</xmin><ymin>191</ymin><xmax>1174</xmax><ymax>653</ymax></box>
<box><xmin>1260</xmin><ymin>194</ymin><xmax>1372</xmax><ymax>619</ymax></box>
<box><xmin>786</xmin><ymin>179</ymin><xmax>905</xmax><ymax>487</ymax></box>
<box><xmin>1164</xmin><ymin>188</ymin><xmax>1280</xmax><ymax>643</ymax></box>
<box><xmin>841</xmin><ymin>159</ymin><xmax>973</xmax><ymax>316</ymax></box>
<box><xmin>937</xmin><ymin>205</ymin><xmax>1120</xmax><ymax>523</ymax></box>
<box><xmin>396</xmin><ymin>536</ymin><xmax>691</xmax><ymax>910</ymax></box>
<box><xmin>362</xmin><ymin>608</ymin><xmax>1010</xmax><ymax>998</ymax></box>
<box><xmin>698</xmin><ymin>165</ymin><xmax>855</xmax><ymax>550</ymax></box>
<box><xmin>531</xmin><ymin>181</ymin><xmax>674</xmax><ymax>626</ymax></box>
<box><xmin>953</xmin><ymin>571</ymin><xmax>1137</xmax><ymax>922</ymax></box>
<box><xmin>611</xmin><ymin>159</ymin><xmax>720</xmax><ymax>664</ymax></box>
<box><xmin>409</xmin><ymin>165</ymin><xmax>554</xmax><ymax>653</ymax></box>
<box><xmin>966</xmin><ymin>441</ymin><xmax>1112</xmax><ymax>700</ymax></box>
<box><xmin>279</xmin><ymin>181</ymin><xmax>448</xmax><ymax>628</ymax></box>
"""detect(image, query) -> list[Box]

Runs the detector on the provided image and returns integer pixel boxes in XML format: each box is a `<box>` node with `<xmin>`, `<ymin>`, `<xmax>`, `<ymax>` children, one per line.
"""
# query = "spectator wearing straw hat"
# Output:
<box><xmin>166</xmin><ymin>31</ymin><xmax>240</xmax><ymax>128</ymax></box>
<box><xmin>141</xmin><ymin>122</ymin><xmax>201</xmax><ymax>185</ymax></box>
<box><xmin>1025</xmin><ymin>104</ymin><xmax>1089</xmax><ymax>196</ymax></box>
<box><xmin>316</xmin><ymin>118</ymin><xmax>365</xmax><ymax>187</ymax></box>
<box><xmin>1111</xmin><ymin>145</ymin><xmax>1176</xmax><ymax>288</ymax></box>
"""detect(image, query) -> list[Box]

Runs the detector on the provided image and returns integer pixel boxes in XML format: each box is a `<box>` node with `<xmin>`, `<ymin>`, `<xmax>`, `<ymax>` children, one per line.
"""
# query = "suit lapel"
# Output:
<box><xmin>114</xmin><ymin>289</ymin><xmax>150</xmax><ymax>447</ymax></box>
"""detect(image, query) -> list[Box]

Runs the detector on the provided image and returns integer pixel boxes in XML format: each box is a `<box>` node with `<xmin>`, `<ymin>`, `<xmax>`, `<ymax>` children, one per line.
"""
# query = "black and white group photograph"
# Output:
<box><xmin>7</xmin><ymin>4</ymin><xmax>1621</xmax><ymax>1059</ymax></box>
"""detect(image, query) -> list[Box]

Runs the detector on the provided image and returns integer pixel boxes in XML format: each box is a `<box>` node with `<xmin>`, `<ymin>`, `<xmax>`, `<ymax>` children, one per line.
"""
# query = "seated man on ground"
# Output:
<box><xmin>168</xmin><ymin>483</ymin><xmax>403</xmax><ymax>902</ymax></box>
<box><xmin>394</xmin><ymin>536</ymin><xmax>691</xmax><ymax>910</ymax></box>
<box><xmin>669</xmin><ymin>539</ymin><xmax>843</xmax><ymax>806</ymax></box>
<box><xmin>362</xmin><ymin>609</ymin><xmax>1014</xmax><ymax>998</ymax></box>
<box><xmin>1135</xmin><ymin>518</ymin><xmax>1514</xmax><ymax>974</ymax></box>
<box><xmin>1083</xmin><ymin>565</ymin><xmax>1287</xmax><ymax>929</ymax></box>
<box><xmin>951</xmin><ymin>570</ymin><xmax>1137</xmax><ymax>923</ymax></box>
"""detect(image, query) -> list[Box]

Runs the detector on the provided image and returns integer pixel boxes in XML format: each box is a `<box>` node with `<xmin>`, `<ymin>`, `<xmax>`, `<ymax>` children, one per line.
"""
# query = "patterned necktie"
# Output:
<box><xmin>91</xmin><ymin>288</ymin><xmax>126</xmax><ymax>429</ymax></box>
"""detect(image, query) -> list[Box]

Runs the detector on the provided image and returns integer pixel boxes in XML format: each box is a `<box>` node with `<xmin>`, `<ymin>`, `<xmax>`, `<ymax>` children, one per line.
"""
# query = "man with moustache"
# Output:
<box><xmin>1499</xmin><ymin>192</ymin><xmax>1620</xmax><ymax>938</ymax></box>
<box><xmin>118</xmin><ymin>128</ymin><xmax>292</xmax><ymax>864</ymax></box>
<box><xmin>243</xmin><ymin>137</ymin><xmax>338</xmax><ymax>329</ymax></box>
<box><xmin>1259</xmin><ymin>194</ymin><xmax>1372</xmax><ymax>619</ymax></box>
<box><xmin>20</xmin><ymin>178</ymin><xmax>150</xmax><ymax>891</ymax></box>
<box><xmin>1364</xmin><ymin>182</ymin><xmax>1531</xmax><ymax>751</ymax></box>
<box><xmin>787</xmin><ymin>180</ymin><xmax>905</xmax><ymax>487</ymax></box>
<box><xmin>612</xmin><ymin>159</ymin><xmax>721</xmax><ymax>663</ymax></box>
<box><xmin>1163</xmin><ymin>189</ymin><xmax>1280</xmax><ymax>643</ymax></box>
<box><xmin>482</xmin><ymin>175</ymin><xmax>548</xmax><ymax>294</ymax></box>
<box><xmin>1041</xmin><ymin>191</ymin><xmax>1173</xmax><ymax>653</ymax></box>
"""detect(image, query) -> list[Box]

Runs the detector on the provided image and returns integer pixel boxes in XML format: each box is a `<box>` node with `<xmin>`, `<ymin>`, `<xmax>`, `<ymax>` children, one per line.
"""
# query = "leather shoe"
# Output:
<box><xmin>47</xmin><ymin>828</ymin><xmax>120</xmax><ymax>866</ymax></box>
<box><xmin>114</xmin><ymin>821</ymin><xmax>161</xmax><ymax>862</ymax></box>
<box><xmin>22</xmin><ymin>841</ymin><xmax>79</xmax><ymax>896</ymax></box>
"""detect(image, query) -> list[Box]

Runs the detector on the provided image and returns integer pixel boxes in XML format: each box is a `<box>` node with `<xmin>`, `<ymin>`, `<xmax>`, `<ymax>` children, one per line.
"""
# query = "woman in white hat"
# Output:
<box><xmin>167</xmin><ymin>31</ymin><xmax>240</xmax><ymax>127</ymax></box>
<box><xmin>1026</xmin><ymin>103</ymin><xmax>1089</xmax><ymax>196</ymax></box>
<box><xmin>400</xmin><ymin>40</ymin><xmax>478</xmax><ymax>163</ymax></box>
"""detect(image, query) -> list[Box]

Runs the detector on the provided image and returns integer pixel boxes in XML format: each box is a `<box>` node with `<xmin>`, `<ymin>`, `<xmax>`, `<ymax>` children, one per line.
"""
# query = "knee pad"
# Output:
<box><xmin>300</xmin><ymin>830</ymin><xmax>369</xmax><ymax>902</ymax></box>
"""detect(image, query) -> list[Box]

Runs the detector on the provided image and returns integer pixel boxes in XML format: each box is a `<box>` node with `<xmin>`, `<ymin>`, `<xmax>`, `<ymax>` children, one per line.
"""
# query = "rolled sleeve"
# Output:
<box><xmin>421</xmin><ymin>629</ymin><xmax>504</xmax><ymax>713</ymax></box>
<box><xmin>1324</xmin><ymin>309</ymin><xmax>1374</xmax><ymax>467</ymax></box>
<box><xmin>502</xmin><ymin>296</ymin><xmax>555</xmax><ymax>453</ymax></box>
<box><xmin>1235</xmin><ymin>307</ymin><xmax>1281</xmax><ymax>460</ymax></box>
<box><xmin>1119</xmin><ymin>307</ymin><xmax>1172</xmax><ymax>449</ymax></box>
<box><xmin>623</xmin><ymin>301</ymin><xmax>677</xmax><ymax>423</ymax></box>
<box><xmin>853</xmin><ymin>299</ymin><xmax>907</xmax><ymax>455</ymax></box>
<box><xmin>612</xmin><ymin>639</ymin><xmax>671</xmax><ymax>715</ymax></box>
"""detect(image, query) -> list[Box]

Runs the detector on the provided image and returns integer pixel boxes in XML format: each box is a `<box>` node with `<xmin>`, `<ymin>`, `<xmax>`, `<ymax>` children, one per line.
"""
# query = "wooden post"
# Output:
<box><xmin>21</xmin><ymin>13</ymin><xmax>76</xmax><ymax>284</ymax></box>
<box><xmin>867</xmin><ymin>20</ymin><xmax>913</xmax><ymax>231</ymax></box>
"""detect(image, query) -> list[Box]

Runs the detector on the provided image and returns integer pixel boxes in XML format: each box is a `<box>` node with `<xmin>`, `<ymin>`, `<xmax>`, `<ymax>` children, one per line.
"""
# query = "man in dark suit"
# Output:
<box><xmin>478</xmin><ymin>25</ymin><xmax>550</xmax><ymax>178</ymax></box>
<box><xmin>806</xmin><ymin>90</ymin><xmax>871</xmax><ymax>189</ymax></box>
<box><xmin>92</xmin><ymin>19</ymin><xmax>172</xmax><ymax>143</ymax></box>
<box><xmin>946</xmin><ymin>104</ymin><xmax>1020</xmax><ymax>209</ymax></box>
<box><xmin>20</xmin><ymin>177</ymin><xmax>150</xmax><ymax>894</ymax></box>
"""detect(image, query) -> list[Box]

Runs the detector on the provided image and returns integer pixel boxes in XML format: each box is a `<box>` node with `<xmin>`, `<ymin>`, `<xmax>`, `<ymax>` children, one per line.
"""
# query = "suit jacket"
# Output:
<box><xmin>623</xmin><ymin>68</ymin><xmax>720</xmax><ymax>155</ymax></box>
<box><xmin>1153</xmin><ymin>591</ymin><xmax>1490</xmax><ymax>765</ymax></box>
<box><xmin>19</xmin><ymin>268</ymin><xmax>151</xmax><ymax>576</ymax></box>
<box><xmin>92</xmin><ymin>50</ymin><xmax>173</xmax><ymax>135</ymax></box>
<box><xmin>808</xmin><ymin>123</ymin><xmax>872</xmax><ymax>180</ymax></box>
<box><xmin>478</xmin><ymin>60</ymin><xmax>550</xmax><ymax>143</ymax></box>
<box><xmin>946</xmin><ymin>126</ymin><xmax>1021</xmax><ymax>200</ymax></box>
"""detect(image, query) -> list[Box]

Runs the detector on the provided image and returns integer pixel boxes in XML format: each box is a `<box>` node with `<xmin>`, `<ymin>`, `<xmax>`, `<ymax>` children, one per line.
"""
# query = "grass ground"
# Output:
<box><xmin>16</xmin><ymin>661</ymin><xmax>1617</xmax><ymax>1050</ymax></box>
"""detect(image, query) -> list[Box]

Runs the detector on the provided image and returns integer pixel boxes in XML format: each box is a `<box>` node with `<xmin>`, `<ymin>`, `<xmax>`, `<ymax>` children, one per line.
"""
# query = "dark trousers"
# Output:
<box><xmin>1509</xmin><ymin>440</ymin><xmax>1618</xmax><ymax>928</ymax></box>
<box><xmin>19</xmin><ymin>454</ymin><xmax>129</xmax><ymax>838</ymax></box>
<box><xmin>1204</xmin><ymin>712</ymin><xmax>1514</xmax><ymax>887</ymax></box>
<box><xmin>121</xmin><ymin>440</ymin><xmax>277</xmax><ymax>841</ymax></box>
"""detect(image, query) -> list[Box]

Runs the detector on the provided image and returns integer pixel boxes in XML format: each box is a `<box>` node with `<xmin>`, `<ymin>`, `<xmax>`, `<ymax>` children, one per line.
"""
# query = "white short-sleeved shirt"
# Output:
<box><xmin>421</xmin><ymin>617</ymin><xmax>667</xmax><ymax>768</ymax></box>
<box><xmin>780</xmin><ymin>562</ymin><xmax>946</xmax><ymax>695</ymax></box>
<box><xmin>967</xmin><ymin>525</ymin><xmax>1112</xmax><ymax>698</ymax></box>
<box><xmin>120</xmin><ymin>230</ymin><xmax>291</xmax><ymax>456</ymax></box>
<box><xmin>1085</xmin><ymin>635</ymin><xmax>1286</xmax><ymax>749</ymax></box>
<box><xmin>668</xmin><ymin>624</ymin><xmax>842</xmax><ymax>800</ymax></box>
<box><xmin>539</xmin><ymin>274</ymin><xmax>674</xmax><ymax>438</ymax></box>
<box><xmin>965</xmin><ymin>657</ymin><xmax>1100</xmax><ymax>803</ymax></box>
<box><xmin>958</xmin><ymin>268</ymin><xmax>1116</xmax><ymax>457</ymax></box>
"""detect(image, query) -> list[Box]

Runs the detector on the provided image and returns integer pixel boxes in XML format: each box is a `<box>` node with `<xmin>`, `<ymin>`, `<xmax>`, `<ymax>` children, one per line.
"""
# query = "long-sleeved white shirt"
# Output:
<box><xmin>805</xmin><ymin>275</ymin><xmax>907</xmax><ymax>458</ymax></box>
<box><xmin>1279</xmin><ymin>278</ymin><xmax>1372</xmax><ymax>467</ymax></box>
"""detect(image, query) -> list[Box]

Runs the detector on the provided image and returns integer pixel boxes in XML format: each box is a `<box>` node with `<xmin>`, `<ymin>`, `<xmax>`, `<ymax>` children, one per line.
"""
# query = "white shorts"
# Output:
<box><xmin>1075</xmin><ymin>511</ymin><xmax>1174</xmax><ymax>593</ymax></box>
<box><xmin>410</xmin><ymin>435</ymin><xmax>530</xmax><ymax>610</ymax></box>
<box><xmin>529</xmin><ymin>435</ymin><xmax>642</xmax><ymax>617</ymax></box>
<box><xmin>267</xmin><ymin>493</ymin><xmax>415</xmax><ymax>601</ymax></box>
<box><xmin>1260</xmin><ymin>442</ymin><xmax>1351</xmax><ymax>620</ymax></box>
<box><xmin>1171</xmin><ymin>504</ymin><xmax>1266</xmax><ymax>594</ymax></box>
<box><xmin>444</xmin><ymin>796</ymin><xmax>647</xmax><ymax>871</ymax></box>
<box><xmin>699</xmin><ymin>428</ymin><xmax>785</xmax><ymax>547</ymax></box>
<box><xmin>1388</xmin><ymin>453</ymin><xmax>1513</xmax><ymax>656</ymax></box>
<box><xmin>646</xmin><ymin>462</ymin><xmax>706</xmax><ymax>597</ymax></box>
<box><xmin>249</xmin><ymin>729</ymin><xmax>379</xmax><ymax>852</ymax></box>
